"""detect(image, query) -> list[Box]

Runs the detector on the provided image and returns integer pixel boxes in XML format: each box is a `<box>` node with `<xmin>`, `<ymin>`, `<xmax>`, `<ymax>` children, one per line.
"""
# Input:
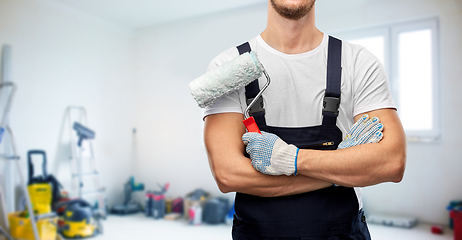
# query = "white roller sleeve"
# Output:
<box><xmin>189</xmin><ymin>52</ymin><xmax>264</xmax><ymax>108</ymax></box>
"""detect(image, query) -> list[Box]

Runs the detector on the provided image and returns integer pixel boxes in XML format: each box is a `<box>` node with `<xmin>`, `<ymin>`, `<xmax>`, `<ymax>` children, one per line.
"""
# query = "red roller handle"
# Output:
<box><xmin>243</xmin><ymin>116</ymin><xmax>261</xmax><ymax>134</ymax></box>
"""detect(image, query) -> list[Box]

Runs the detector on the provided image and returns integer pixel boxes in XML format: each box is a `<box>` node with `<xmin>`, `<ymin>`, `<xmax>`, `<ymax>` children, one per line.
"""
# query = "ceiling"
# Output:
<box><xmin>54</xmin><ymin>0</ymin><xmax>267</xmax><ymax>30</ymax></box>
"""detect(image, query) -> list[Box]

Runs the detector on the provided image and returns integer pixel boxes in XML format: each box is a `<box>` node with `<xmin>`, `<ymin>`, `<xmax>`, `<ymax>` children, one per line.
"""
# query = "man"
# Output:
<box><xmin>203</xmin><ymin>0</ymin><xmax>406</xmax><ymax>239</ymax></box>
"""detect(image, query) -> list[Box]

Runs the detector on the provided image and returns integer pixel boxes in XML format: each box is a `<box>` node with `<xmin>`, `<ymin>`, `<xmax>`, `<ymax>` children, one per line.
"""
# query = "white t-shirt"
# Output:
<box><xmin>203</xmin><ymin>33</ymin><xmax>396</xmax><ymax>209</ymax></box>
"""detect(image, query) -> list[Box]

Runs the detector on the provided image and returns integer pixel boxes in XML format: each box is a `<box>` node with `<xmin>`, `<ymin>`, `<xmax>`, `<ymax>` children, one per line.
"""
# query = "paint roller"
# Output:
<box><xmin>189</xmin><ymin>52</ymin><xmax>271</xmax><ymax>133</ymax></box>
<box><xmin>73</xmin><ymin>122</ymin><xmax>95</xmax><ymax>147</ymax></box>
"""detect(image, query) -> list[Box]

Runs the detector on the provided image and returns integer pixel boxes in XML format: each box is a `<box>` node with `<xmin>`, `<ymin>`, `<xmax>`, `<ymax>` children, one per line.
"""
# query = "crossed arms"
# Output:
<box><xmin>204</xmin><ymin>108</ymin><xmax>406</xmax><ymax>198</ymax></box>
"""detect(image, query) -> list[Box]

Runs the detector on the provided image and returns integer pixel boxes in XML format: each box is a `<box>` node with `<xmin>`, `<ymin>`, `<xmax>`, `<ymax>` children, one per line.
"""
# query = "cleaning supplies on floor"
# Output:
<box><xmin>203</xmin><ymin>198</ymin><xmax>229</xmax><ymax>224</ymax></box>
<box><xmin>27</xmin><ymin>150</ymin><xmax>62</xmax><ymax>215</ymax></box>
<box><xmin>449</xmin><ymin>201</ymin><xmax>462</xmax><ymax>240</ymax></box>
<box><xmin>145</xmin><ymin>183</ymin><xmax>169</xmax><ymax>219</ymax></box>
<box><xmin>184</xmin><ymin>189</ymin><xmax>210</xmax><ymax>220</ymax></box>
<box><xmin>367</xmin><ymin>214</ymin><xmax>418</xmax><ymax>228</ymax></box>
<box><xmin>8</xmin><ymin>211</ymin><xmax>57</xmax><ymax>240</ymax></box>
<box><xmin>111</xmin><ymin>177</ymin><xmax>144</xmax><ymax>215</ymax></box>
<box><xmin>448</xmin><ymin>200</ymin><xmax>462</xmax><ymax>229</ymax></box>
<box><xmin>226</xmin><ymin>202</ymin><xmax>235</xmax><ymax>225</ymax></box>
<box><xmin>189</xmin><ymin>203</ymin><xmax>202</xmax><ymax>225</ymax></box>
<box><xmin>54</xmin><ymin>199</ymin><xmax>102</xmax><ymax>238</ymax></box>
<box><xmin>164</xmin><ymin>213</ymin><xmax>182</xmax><ymax>221</ymax></box>
<box><xmin>171</xmin><ymin>197</ymin><xmax>183</xmax><ymax>215</ymax></box>
<box><xmin>431</xmin><ymin>225</ymin><xmax>444</xmax><ymax>234</ymax></box>
<box><xmin>151</xmin><ymin>192</ymin><xmax>165</xmax><ymax>219</ymax></box>
<box><xmin>145</xmin><ymin>191</ymin><xmax>153</xmax><ymax>216</ymax></box>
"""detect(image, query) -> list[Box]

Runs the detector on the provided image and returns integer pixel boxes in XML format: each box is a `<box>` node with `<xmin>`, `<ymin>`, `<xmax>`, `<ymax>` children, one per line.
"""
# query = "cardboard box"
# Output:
<box><xmin>164</xmin><ymin>213</ymin><xmax>182</xmax><ymax>221</ymax></box>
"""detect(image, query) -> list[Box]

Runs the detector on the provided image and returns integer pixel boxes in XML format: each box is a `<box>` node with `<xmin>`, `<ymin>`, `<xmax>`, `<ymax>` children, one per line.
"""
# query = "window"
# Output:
<box><xmin>335</xmin><ymin>18</ymin><xmax>440</xmax><ymax>141</ymax></box>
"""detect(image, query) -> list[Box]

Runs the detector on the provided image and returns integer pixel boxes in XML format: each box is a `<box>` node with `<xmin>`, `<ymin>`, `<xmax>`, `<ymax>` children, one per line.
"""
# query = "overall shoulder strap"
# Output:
<box><xmin>322</xmin><ymin>36</ymin><xmax>342</xmax><ymax>126</ymax></box>
<box><xmin>236</xmin><ymin>42</ymin><xmax>265</xmax><ymax>115</ymax></box>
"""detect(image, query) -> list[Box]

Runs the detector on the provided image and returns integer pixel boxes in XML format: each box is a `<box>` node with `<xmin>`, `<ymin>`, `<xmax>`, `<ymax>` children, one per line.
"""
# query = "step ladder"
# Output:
<box><xmin>66</xmin><ymin>106</ymin><xmax>106</xmax><ymax>217</ymax></box>
<box><xmin>0</xmin><ymin>169</ymin><xmax>13</xmax><ymax>240</ymax></box>
<box><xmin>1</xmin><ymin>45</ymin><xmax>60</xmax><ymax>240</ymax></box>
<box><xmin>0</xmin><ymin>82</ymin><xmax>40</xmax><ymax>240</ymax></box>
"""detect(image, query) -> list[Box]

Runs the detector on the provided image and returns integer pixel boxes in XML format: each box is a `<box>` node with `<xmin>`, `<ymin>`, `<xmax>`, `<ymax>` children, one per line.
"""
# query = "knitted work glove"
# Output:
<box><xmin>331</xmin><ymin>114</ymin><xmax>384</xmax><ymax>187</ymax></box>
<box><xmin>338</xmin><ymin>114</ymin><xmax>384</xmax><ymax>149</ymax></box>
<box><xmin>242</xmin><ymin>131</ymin><xmax>299</xmax><ymax>176</ymax></box>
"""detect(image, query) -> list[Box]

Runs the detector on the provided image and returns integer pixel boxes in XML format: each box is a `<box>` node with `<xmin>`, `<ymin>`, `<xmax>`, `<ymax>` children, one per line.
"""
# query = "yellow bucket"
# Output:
<box><xmin>8</xmin><ymin>211</ymin><xmax>57</xmax><ymax>240</ymax></box>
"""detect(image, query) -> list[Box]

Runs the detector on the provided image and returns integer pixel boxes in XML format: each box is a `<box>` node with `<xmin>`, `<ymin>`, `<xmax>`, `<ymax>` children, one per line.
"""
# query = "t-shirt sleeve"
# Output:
<box><xmin>353</xmin><ymin>47</ymin><xmax>396</xmax><ymax>117</ymax></box>
<box><xmin>203</xmin><ymin>48</ymin><xmax>245</xmax><ymax>119</ymax></box>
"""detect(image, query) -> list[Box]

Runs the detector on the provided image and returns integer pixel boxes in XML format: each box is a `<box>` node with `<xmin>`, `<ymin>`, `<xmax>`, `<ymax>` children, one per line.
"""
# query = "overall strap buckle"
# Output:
<box><xmin>246</xmin><ymin>96</ymin><xmax>265</xmax><ymax>115</ymax></box>
<box><xmin>322</xmin><ymin>96</ymin><xmax>340</xmax><ymax>116</ymax></box>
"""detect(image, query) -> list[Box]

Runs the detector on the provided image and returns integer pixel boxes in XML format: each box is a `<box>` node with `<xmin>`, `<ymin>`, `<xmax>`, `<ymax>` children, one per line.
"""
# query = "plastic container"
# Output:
<box><xmin>189</xmin><ymin>203</ymin><xmax>202</xmax><ymax>225</ymax></box>
<box><xmin>165</xmin><ymin>198</ymin><xmax>173</xmax><ymax>213</ymax></box>
<box><xmin>184</xmin><ymin>189</ymin><xmax>210</xmax><ymax>219</ymax></box>
<box><xmin>451</xmin><ymin>210</ymin><xmax>462</xmax><ymax>240</ymax></box>
<box><xmin>8</xmin><ymin>211</ymin><xmax>57</xmax><ymax>240</ymax></box>
<box><xmin>226</xmin><ymin>203</ymin><xmax>235</xmax><ymax>225</ymax></box>
<box><xmin>151</xmin><ymin>193</ymin><xmax>166</xmax><ymax>219</ymax></box>
<box><xmin>448</xmin><ymin>201</ymin><xmax>462</xmax><ymax>229</ymax></box>
<box><xmin>145</xmin><ymin>191</ymin><xmax>153</xmax><ymax>216</ymax></box>
<box><xmin>172</xmin><ymin>197</ymin><xmax>183</xmax><ymax>214</ymax></box>
<box><xmin>203</xmin><ymin>198</ymin><xmax>229</xmax><ymax>224</ymax></box>
<box><xmin>431</xmin><ymin>225</ymin><xmax>444</xmax><ymax>234</ymax></box>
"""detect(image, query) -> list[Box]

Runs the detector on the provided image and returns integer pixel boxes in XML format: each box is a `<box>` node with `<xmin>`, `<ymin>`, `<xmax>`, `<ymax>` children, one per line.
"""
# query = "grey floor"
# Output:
<box><xmin>91</xmin><ymin>213</ymin><xmax>453</xmax><ymax>240</ymax></box>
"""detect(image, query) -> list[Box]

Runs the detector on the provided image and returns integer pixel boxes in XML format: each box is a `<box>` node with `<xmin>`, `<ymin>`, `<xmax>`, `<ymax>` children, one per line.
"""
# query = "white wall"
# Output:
<box><xmin>134</xmin><ymin>0</ymin><xmax>462</xmax><ymax>225</ymax></box>
<box><xmin>0</xmin><ymin>0</ymin><xmax>136</xmax><ymax>209</ymax></box>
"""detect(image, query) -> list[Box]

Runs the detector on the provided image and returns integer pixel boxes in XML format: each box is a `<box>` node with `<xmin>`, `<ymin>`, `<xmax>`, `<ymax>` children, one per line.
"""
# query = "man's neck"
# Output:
<box><xmin>261</xmin><ymin>5</ymin><xmax>323</xmax><ymax>54</ymax></box>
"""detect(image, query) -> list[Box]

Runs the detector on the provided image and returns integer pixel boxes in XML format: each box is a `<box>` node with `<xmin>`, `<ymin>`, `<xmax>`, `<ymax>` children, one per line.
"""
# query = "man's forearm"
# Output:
<box><xmin>297</xmin><ymin>143</ymin><xmax>404</xmax><ymax>187</ymax></box>
<box><xmin>213</xmin><ymin>155</ymin><xmax>332</xmax><ymax>197</ymax></box>
<box><xmin>205</xmin><ymin>112</ymin><xmax>331</xmax><ymax>198</ymax></box>
<box><xmin>297</xmin><ymin>109</ymin><xmax>406</xmax><ymax>187</ymax></box>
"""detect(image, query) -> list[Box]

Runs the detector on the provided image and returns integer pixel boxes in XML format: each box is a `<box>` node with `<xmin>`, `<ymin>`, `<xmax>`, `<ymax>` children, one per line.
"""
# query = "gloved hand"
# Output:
<box><xmin>338</xmin><ymin>114</ymin><xmax>384</xmax><ymax>149</ymax></box>
<box><xmin>332</xmin><ymin>114</ymin><xmax>384</xmax><ymax>186</ymax></box>
<box><xmin>242</xmin><ymin>131</ymin><xmax>299</xmax><ymax>176</ymax></box>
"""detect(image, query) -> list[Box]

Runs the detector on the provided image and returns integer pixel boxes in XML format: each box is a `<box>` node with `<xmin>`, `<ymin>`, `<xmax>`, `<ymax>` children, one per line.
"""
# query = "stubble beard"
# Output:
<box><xmin>270</xmin><ymin>0</ymin><xmax>316</xmax><ymax>21</ymax></box>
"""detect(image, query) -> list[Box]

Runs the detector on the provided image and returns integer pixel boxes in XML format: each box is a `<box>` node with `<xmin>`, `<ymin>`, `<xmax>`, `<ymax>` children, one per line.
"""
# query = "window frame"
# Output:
<box><xmin>333</xmin><ymin>17</ymin><xmax>440</xmax><ymax>142</ymax></box>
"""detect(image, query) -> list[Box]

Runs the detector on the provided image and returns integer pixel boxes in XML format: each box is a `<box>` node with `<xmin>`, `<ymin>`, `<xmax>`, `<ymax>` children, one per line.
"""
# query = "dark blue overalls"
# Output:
<box><xmin>233</xmin><ymin>36</ymin><xmax>371</xmax><ymax>240</ymax></box>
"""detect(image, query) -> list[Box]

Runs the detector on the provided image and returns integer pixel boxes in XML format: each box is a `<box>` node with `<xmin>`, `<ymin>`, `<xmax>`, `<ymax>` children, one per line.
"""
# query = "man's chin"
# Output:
<box><xmin>270</xmin><ymin>0</ymin><xmax>316</xmax><ymax>20</ymax></box>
